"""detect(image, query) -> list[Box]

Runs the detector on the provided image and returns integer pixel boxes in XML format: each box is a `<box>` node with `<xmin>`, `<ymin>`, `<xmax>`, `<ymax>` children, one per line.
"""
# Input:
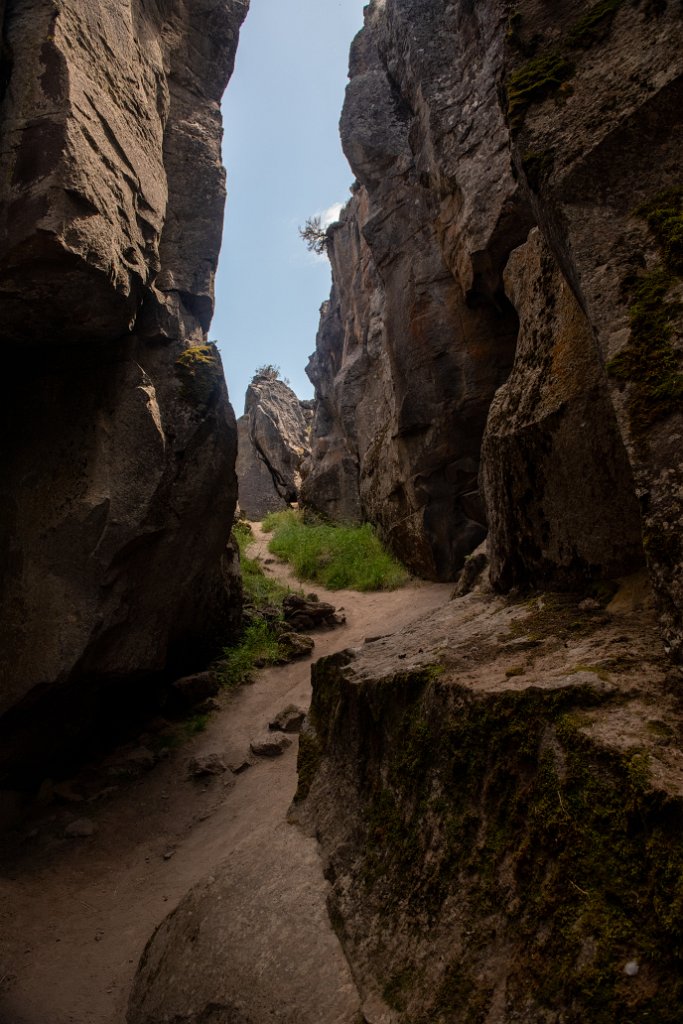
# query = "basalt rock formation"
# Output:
<box><xmin>0</xmin><ymin>0</ymin><xmax>248</xmax><ymax>777</ymax></box>
<box><xmin>303</xmin><ymin>0</ymin><xmax>683</xmax><ymax>663</ymax></box>
<box><xmin>236</xmin><ymin>374</ymin><xmax>312</xmax><ymax>520</ymax></box>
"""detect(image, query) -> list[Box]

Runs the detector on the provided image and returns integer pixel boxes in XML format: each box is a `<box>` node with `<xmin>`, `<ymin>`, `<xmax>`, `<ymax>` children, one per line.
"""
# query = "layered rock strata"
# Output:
<box><xmin>236</xmin><ymin>374</ymin><xmax>312</xmax><ymax>520</ymax></box>
<box><xmin>304</xmin><ymin>0</ymin><xmax>682</xmax><ymax>659</ymax></box>
<box><xmin>0</xmin><ymin>0</ymin><xmax>248</xmax><ymax>775</ymax></box>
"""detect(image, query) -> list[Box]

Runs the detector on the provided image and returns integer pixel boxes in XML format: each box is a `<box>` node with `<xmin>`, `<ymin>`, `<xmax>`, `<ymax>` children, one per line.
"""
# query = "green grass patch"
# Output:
<box><xmin>233</xmin><ymin>520</ymin><xmax>291</xmax><ymax>610</ymax></box>
<box><xmin>217</xmin><ymin>521</ymin><xmax>296</xmax><ymax>689</ymax></box>
<box><xmin>262</xmin><ymin>510</ymin><xmax>409</xmax><ymax>591</ymax></box>
<box><xmin>219</xmin><ymin>620</ymin><xmax>284</xmax><ymax>689</ymax></box>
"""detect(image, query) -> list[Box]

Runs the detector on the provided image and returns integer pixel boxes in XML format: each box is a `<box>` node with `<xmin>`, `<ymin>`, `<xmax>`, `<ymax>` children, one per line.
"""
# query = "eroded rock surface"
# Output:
<box><xmin>0</xmin><ymin>0</ymin><xmax>249</xmax><ymax>776</ymax></box>
<box><xmin>236</xmin><ymin>374</ymin><xmax>312</xmax><ymax>519</ymax></box>
<box><xmin>127</xmin><ymin>821</ymin><xmax>362</xmax><ymax>1024</ymax></box>
<box><xmin>304</xmin><ymin>0</ymin><xmax>682</xmax><ymax>660</ymax></box>
<box><xmin>302</xmin><ymin>2</ymin><xmax>528</xmax><ymax>578</ymax></box>
<box><xmin>298</xmin><ymin>575</ymin><xmax>683</xmax><ymax>1022</ymax></box>
<box><xmin>482</xmin><ymin>228</ymin><xmax>644</xmax><ymax>589</ymax></box>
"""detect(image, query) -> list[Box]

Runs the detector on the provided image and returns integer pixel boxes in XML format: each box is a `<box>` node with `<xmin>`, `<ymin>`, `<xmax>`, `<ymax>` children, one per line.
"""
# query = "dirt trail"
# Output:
<box><xmin>0</xmin><ymin>524</ymin><xmax>452</xmax><ymax>1024</ymax></box>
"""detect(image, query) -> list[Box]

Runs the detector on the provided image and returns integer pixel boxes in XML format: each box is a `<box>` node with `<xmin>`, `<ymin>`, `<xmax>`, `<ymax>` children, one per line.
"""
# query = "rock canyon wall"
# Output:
<box><xmin>0</xmin><ymin>0</ymin><xmax>248</xmax><ymax>776</ymax></box>
<box><xmin>296</xmin><ymin>3</ymin><xmax>683</xmax><ymax>1017</ymax></box>
<box><xmin>303</xmin><ymin>0</ymin><xmax>682</xmax><ymax>662</ymax></box>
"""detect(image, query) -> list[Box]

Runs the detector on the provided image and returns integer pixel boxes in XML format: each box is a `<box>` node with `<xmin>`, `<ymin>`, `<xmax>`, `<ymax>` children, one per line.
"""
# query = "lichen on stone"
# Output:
<box><xmin>506</xmin><ymin>51</ymin><xmax>575</xmax><ymax>127</ymax></box>
<box><xmin>175</xmin><ymin>343</ymin><xmax>221</xmax><ymax>406</ymax></box>
<box><xmin>315</xmin><ymin>666</ymin><xmax>683</xmax><ymax>1022</ymax></box>
<box><xmin>606</xmin><ymin>188</ymin><xmax>683</xmax><ymax>439</ymax></box>
<box><xmin>506</xmin><ymin>0</ymin><xmax>628</xmax><ymax>128</ymax></box>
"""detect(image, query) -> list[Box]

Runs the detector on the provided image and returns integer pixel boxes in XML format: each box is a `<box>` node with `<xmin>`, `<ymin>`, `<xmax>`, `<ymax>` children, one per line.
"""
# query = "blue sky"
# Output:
<box><xmin>214</xmin><ymin>0</ymin><xmax>367</xmax><ymax>414</ymax></box>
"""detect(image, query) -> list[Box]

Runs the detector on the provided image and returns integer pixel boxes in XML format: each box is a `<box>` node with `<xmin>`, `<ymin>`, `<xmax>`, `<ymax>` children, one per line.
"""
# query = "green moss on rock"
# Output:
<box><xmin>175</xmin><ymin>343</ymin><xmax>221</xmax><ymax>406</ymax></box>
<box><xmin>566</xmin><ymin>0</ymin><xmax>626</xmax><ymax>48</ymax></box>
<box><xmin>506</xmin><ymin>0</ymin><xmax>627</xmax><ymax>128</ymax></box>
<box><xmin>607</xmin><ymin>268</ymin><xmax>682</xmax><ymax>435</ymax></box>
<box><xmin>315</xmin><ymin>666</ymin><xmax>683</xmax><ymax>1022</ymax></box>
<box><xmin>507</xmin><ymin>52</ymin><xmax>575</xmax><ymax>127</ymax></box>
<box><xmin>606</xmin><ymin>187</ymin><xmax>683</xmax><ymax>438</ymax></box>
<box><xmin>637</xmin><ymin>186</ymin><xmax>683</xmax><ymax>275</ymax></box>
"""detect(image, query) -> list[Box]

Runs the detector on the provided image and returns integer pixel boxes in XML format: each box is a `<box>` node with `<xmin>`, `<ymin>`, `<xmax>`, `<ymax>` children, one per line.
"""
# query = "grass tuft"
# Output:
<box><xmin>218</xmin><ymin>522</ymin><xmax>294</xmax><ymax>689</ymax></box>
<box><xmin>220</xmin><ymin>620</ymin><xmax>284</xmax><ymax>689</ymax></box>
<box><xmin>263</xmin><ymin>510</ymin><xmax>409</xmax><ymax>591</ymax></box>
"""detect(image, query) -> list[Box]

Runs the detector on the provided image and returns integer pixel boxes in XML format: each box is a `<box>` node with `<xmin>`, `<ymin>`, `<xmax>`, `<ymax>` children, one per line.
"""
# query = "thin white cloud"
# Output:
<box><xmin>301</xmin><ymin>201</ymin><xmax>345</xmax><ymax>264</ymax></box>
<box><xmin>319</xmin><ymin>202</ymin><xmax>343</xmax><ymax>228</ymax></box>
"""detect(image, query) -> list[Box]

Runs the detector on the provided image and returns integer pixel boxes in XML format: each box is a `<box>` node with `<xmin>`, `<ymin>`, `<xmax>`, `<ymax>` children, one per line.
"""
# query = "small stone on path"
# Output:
<box><xmin>187</xmin><ymin>753</ymin><xmax>227</xmax><ymax>778</ymax></box>
<box><xmin>64</xmin><ymin>818</ymin><xmax>98</xmax><ymax>838</ymax></box>
<box><xmin>269</xmin><ymin>705</ymin><xmax>306</xmax><ymax>733</ymax></box>
<box><xmin>170</xmin><ymin>671</ymin><xmax>220</xmax><ymax>710</ymax></box>
<box><xmin>106</xmin><ymin>747</ymin><xmax>156</xmax><ymax>779</ymax></box>
<box><xmin>277</xmin><ymin>632</ymin><xmax>315</xmax><ymax>659</ymax></box>
<box><xmin>250</xmin><ymin>734</ymin><xmax>292</xmax><ymax>757</ymax></box>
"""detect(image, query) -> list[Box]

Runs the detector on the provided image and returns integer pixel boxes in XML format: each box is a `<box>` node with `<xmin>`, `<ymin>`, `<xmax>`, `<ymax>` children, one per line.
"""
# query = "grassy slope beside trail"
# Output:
<box><xmin>262</xmin><ymin>511</ymin><xmax>408</xmax><ymax>592</ymax></box>
<box><xmin>219</xmin><ymin>523</ymin><xmax>294</xmax><ymax>688</ymax></box>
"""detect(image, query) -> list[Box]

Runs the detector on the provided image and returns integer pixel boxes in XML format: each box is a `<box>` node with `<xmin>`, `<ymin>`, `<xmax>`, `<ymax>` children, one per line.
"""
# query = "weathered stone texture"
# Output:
<box><xmin>236</xmin><ymin>375</ymin><xmax>311</xmax><ymax>520</ymax></box>
<box><xmin>305</xmin><ymin>0</ymin><xmax>682</xmax><ymax>656</ymax></box>
<box><xmin>303</xmin><ymin>3</ymin><xmax>529</xmax><ymax>579</ymax></box>
<box><xmin>0</xmin><ymin>0</ymin><xmax>248</xmax><ymax>772</ymax></box>
<box><xmin>299</xmin><ymin>583</ymin><xmax>681</xmax><ymax>1023</ymax></box>
<box><xmin>481</xmin><ymin>228</ymin><xmax>644</xmax><ymax>589</ymax></box>
<box><xmin>504</xmin><ymin>0</ymin><xmax>683</xmax><ymax>658</ymax></box>
<box><xmin>236</xmin><ymin>413</ymin><xmax>289</xmax><ymax>520</ymax></box>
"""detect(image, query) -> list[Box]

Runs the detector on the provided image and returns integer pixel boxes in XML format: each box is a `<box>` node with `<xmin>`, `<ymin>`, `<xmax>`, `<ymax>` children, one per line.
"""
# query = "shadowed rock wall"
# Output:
<box><xmin>304</xmin><ymin>0</ymin><xmax>682</xmax><ymax>658</ymax></box>
<box><xmin>0</xmin><ymin>0</ymin><xmax>249</xmax><ymax>774</ymax></box>
<box><xmin>303</xmin><ymin>2</ymin><xmax>527</xmax><ymax>580</ymax></box>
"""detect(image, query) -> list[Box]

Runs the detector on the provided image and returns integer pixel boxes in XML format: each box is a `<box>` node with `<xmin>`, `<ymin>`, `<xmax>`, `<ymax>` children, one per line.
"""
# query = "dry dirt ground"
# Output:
<box><xmin>0</xmin><ymin>523</ymin><xmax>452</xmax><ymax>1024</ymax></box>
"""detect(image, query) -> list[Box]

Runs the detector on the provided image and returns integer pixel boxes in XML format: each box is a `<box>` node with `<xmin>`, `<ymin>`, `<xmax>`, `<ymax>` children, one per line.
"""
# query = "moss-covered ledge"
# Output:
<box><xmin>297</xmin><ymin>593</ymin><xmax>683</xmax><ymax>1023</ymax></box>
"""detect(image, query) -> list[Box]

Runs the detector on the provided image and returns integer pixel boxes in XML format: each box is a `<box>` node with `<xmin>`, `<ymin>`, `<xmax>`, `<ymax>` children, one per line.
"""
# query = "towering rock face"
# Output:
<box><xmin>0</xmin><ymin>0</ymin><xmax>248</xmax><ymax>773</ymax></box>
<box><xmin>236</xmin><ymin>375</ymin><xmax>312</xmax><ymax>520</ymax></box>
<box><xmin>303</xmin><ymin>2</ymin><xmax>528</xmax><ymax>579</ymax></box>
<box><xmin>502</xmin><ymin>0</ymin><xmax>683</xmax><ymax>657</ymax></box>
<box><xmin>304</xmin><ymin>0</ymin><xmax>682</xmax><ymax>658</ymax></box>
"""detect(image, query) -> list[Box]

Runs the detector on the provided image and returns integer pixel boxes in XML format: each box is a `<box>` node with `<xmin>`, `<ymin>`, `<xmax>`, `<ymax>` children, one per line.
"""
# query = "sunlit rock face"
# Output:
<box><xmin>303</xmin><ymin>0</ymin><xmax>532</xmax><ymax>581</ymax></box>
<box><xmin>236</xmin><ymin>375</ymin><xmax>312</xmax><ymax>520</ymax></box>
<box><xmin>304</xmin><ymin>0</ymin><xmax>682</xmax><ymax>659</ymax></box>
<box><xmin>0</xmin><ymin>0</ymin><xmax>249</xmax><ymax>773</ymax></box>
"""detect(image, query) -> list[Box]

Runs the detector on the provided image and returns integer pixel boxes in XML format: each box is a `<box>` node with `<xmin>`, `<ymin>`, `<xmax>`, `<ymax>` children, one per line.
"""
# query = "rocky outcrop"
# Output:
<box><xmin>298</xmin><ymin>574</ymin><xmax>683</xmax><ymax>1023</ymax></box>
<box><xmin>302</xmin><ymin>3</ymin><xmax>527</xmax><ymax>579</ymax></box>
<box><xmin>481</xmin><ymin>228</ymin><xmax>644</xmax><ymax>590</ymax></box>
<box><xmin>127</xmin><ymin>794</ymin><xmax>362</xmax><ymax>1024</ymax></box>
<box><xmin>236</xmin><ymin>374</ymin><xmax>312</xmax><ymax>520</ymax></box>
<box><xmin>0</xmin><ymin>0</ymin><xmax>248</xmax><ymax>776</ymax></box>
<box><xmin>303</xmin><ymin>0</ymin><xmax>682</xmax><ymax>660</ymax></box>
<box><xmin>503</xmin><ymin>0</ymin><xmax>683</xmax><ymax>660</ymax></box>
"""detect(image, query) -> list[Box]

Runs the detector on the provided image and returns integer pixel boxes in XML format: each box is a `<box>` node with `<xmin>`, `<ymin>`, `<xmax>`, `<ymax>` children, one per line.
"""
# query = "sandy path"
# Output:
<box><xmin>0</xmin><ymin>524</ymin><xmax>451</xmax><ymax>1024</ymax></box>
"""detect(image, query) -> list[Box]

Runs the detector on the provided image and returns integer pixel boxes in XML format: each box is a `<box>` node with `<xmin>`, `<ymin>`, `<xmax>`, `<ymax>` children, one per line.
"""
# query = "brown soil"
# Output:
<box><xmin>0</xmin><ymin>523</ymin><xmax>451</xmax><ymax>1024</ymax></box>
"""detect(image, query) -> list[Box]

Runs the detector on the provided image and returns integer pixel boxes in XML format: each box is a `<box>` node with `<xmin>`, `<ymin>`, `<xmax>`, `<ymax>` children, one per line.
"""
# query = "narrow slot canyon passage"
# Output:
<box><xmin>1</xmin><ymin>0</ymin><xmax>682</xmax><ymax>1021</ymax></box>
<box><xmin>0</xmin><ymin>528</ymin><xmax>453</xmax><ymax>1023</ymax></box>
